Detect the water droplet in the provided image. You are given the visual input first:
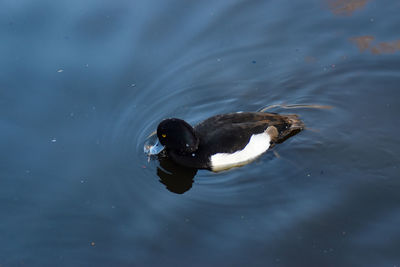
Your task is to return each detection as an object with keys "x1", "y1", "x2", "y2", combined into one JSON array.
[
  {"x1": 192, "y1": 153, "x2": 195, "y2": 157},
  {"x1": 51, "y1": 138, "x2": 57, "y2": 143},
  {"x1": 57, "y1": 69, "x2": 64, "y2": 73}
]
